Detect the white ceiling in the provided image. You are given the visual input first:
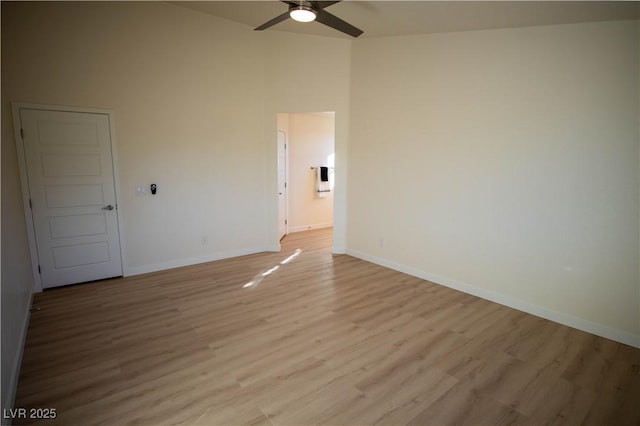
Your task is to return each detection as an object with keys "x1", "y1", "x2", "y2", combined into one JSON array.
[{"x1": 171, "y1": 1, "x2": 640, "y2": 39}]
